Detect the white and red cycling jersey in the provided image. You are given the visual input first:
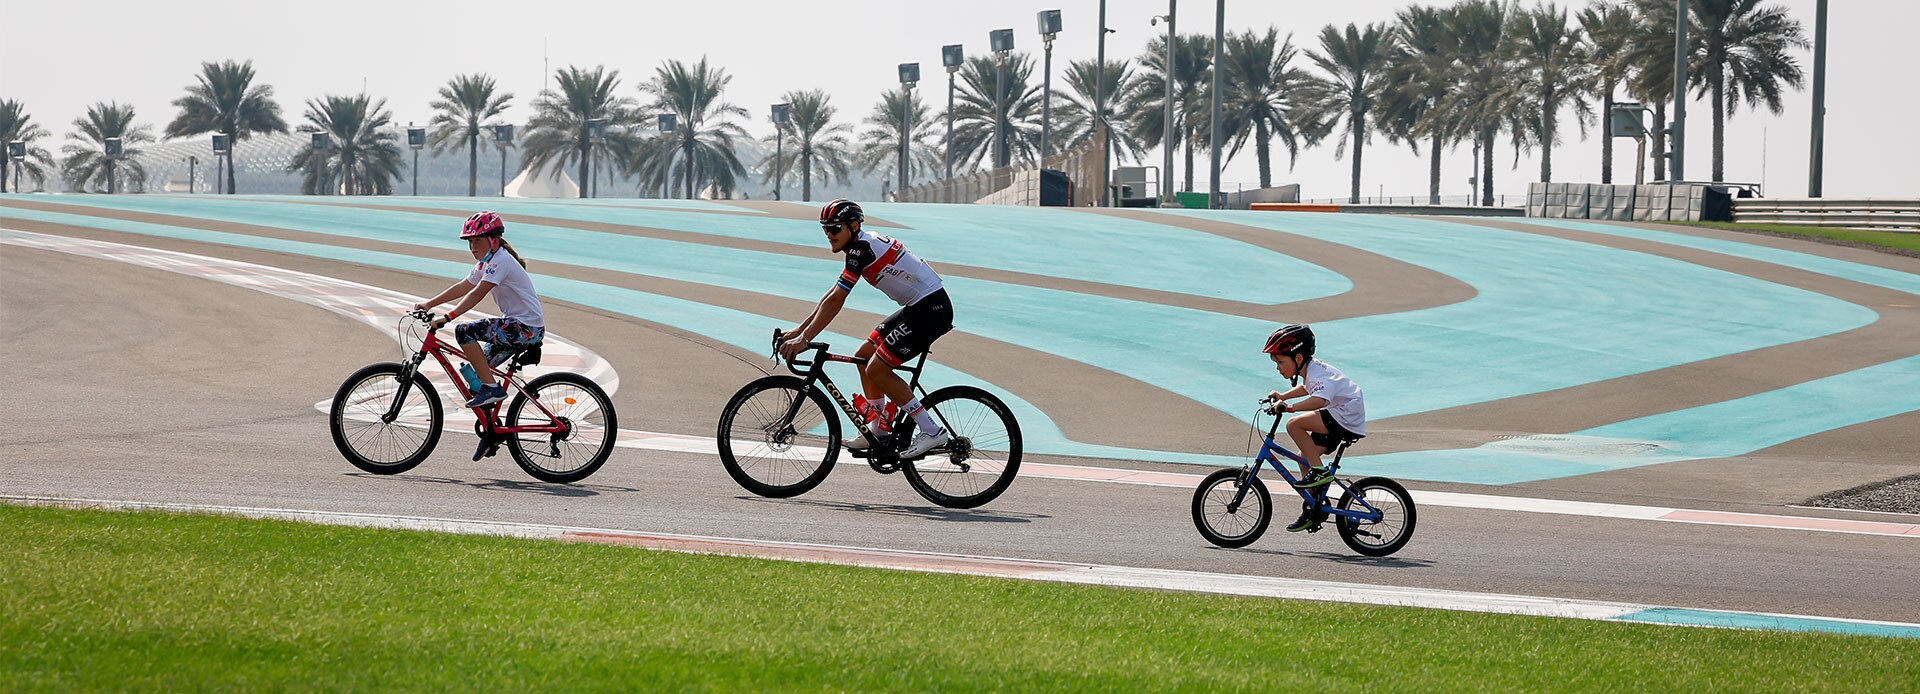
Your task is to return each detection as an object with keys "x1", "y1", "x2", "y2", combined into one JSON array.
[{"x1": 835, "y1": 230, "x2": 944, "y2": 307}]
